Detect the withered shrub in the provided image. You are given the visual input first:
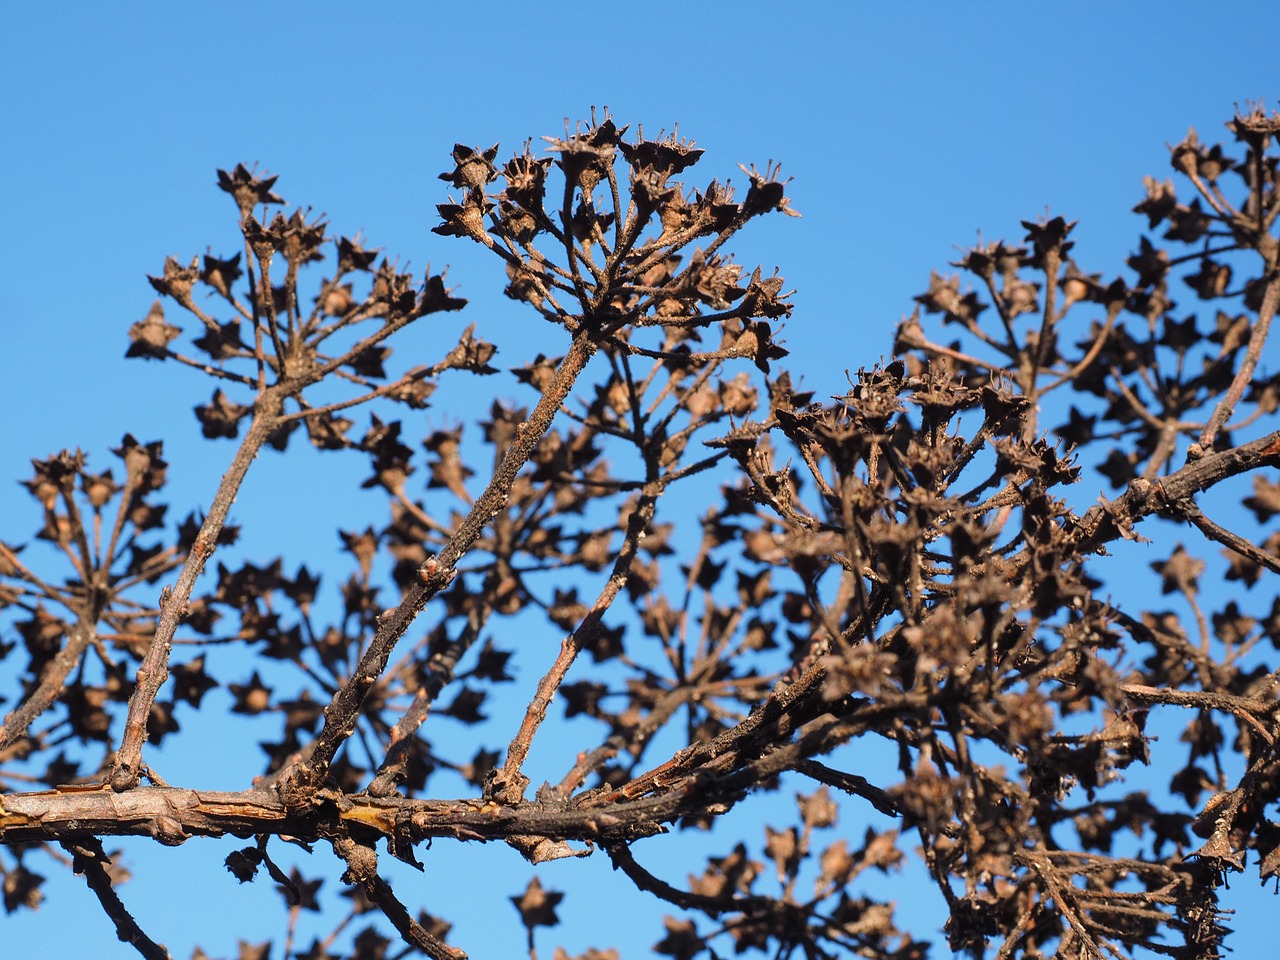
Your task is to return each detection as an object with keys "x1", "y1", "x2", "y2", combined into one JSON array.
[{"x1": 2, "y1": 108, "x2": 1279, "y2": 960}]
